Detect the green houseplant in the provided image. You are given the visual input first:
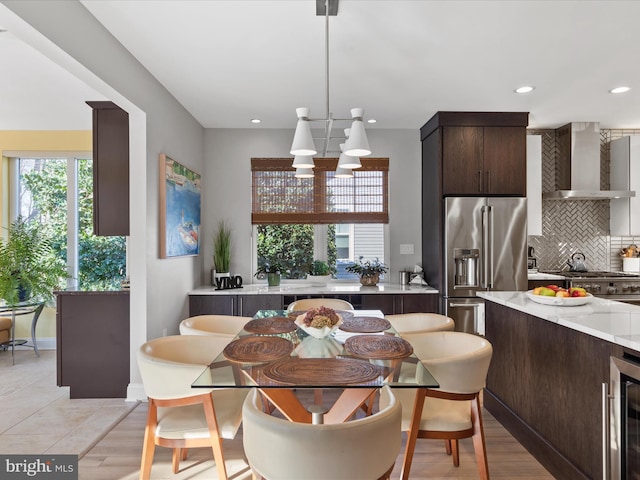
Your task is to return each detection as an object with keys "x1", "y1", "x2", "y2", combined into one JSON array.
[
  {"x1": 255, "y1": 261, "x2": 283, "y2": 287},
  {"x1": 212, "y1": 220, "x2": 232, "y2": 279},
  {"x1": 307, "y1": 260, "x2": 335, "y2": 283},
  {"x1": 0, "y1": 217, "x2": 67, "y2": 305},
  {"x1": 345, "y1": 256, "x2": 388, "y2": 286}
]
